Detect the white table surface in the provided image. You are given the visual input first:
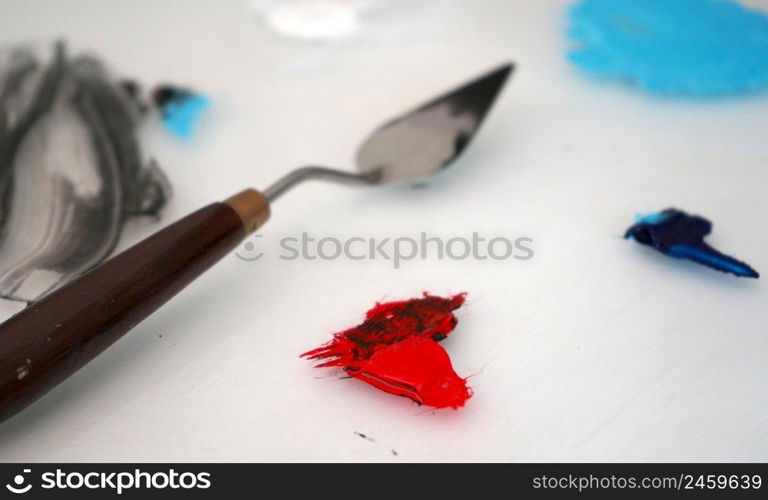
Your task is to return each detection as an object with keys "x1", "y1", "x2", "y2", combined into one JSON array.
[{"x1": 0, "y1": 0, "x2": 766, "y2": 462}]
